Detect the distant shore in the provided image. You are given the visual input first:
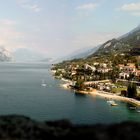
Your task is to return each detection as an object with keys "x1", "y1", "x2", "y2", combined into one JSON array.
[{"x1": 60, "y1": 79, "x2": 140, "y2": 107}]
